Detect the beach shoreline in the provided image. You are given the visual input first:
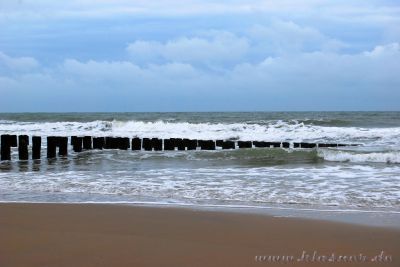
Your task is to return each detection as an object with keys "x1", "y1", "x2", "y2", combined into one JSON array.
[{"x1": 1, "y1": 203, "x2": 399, "y2": 267}]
